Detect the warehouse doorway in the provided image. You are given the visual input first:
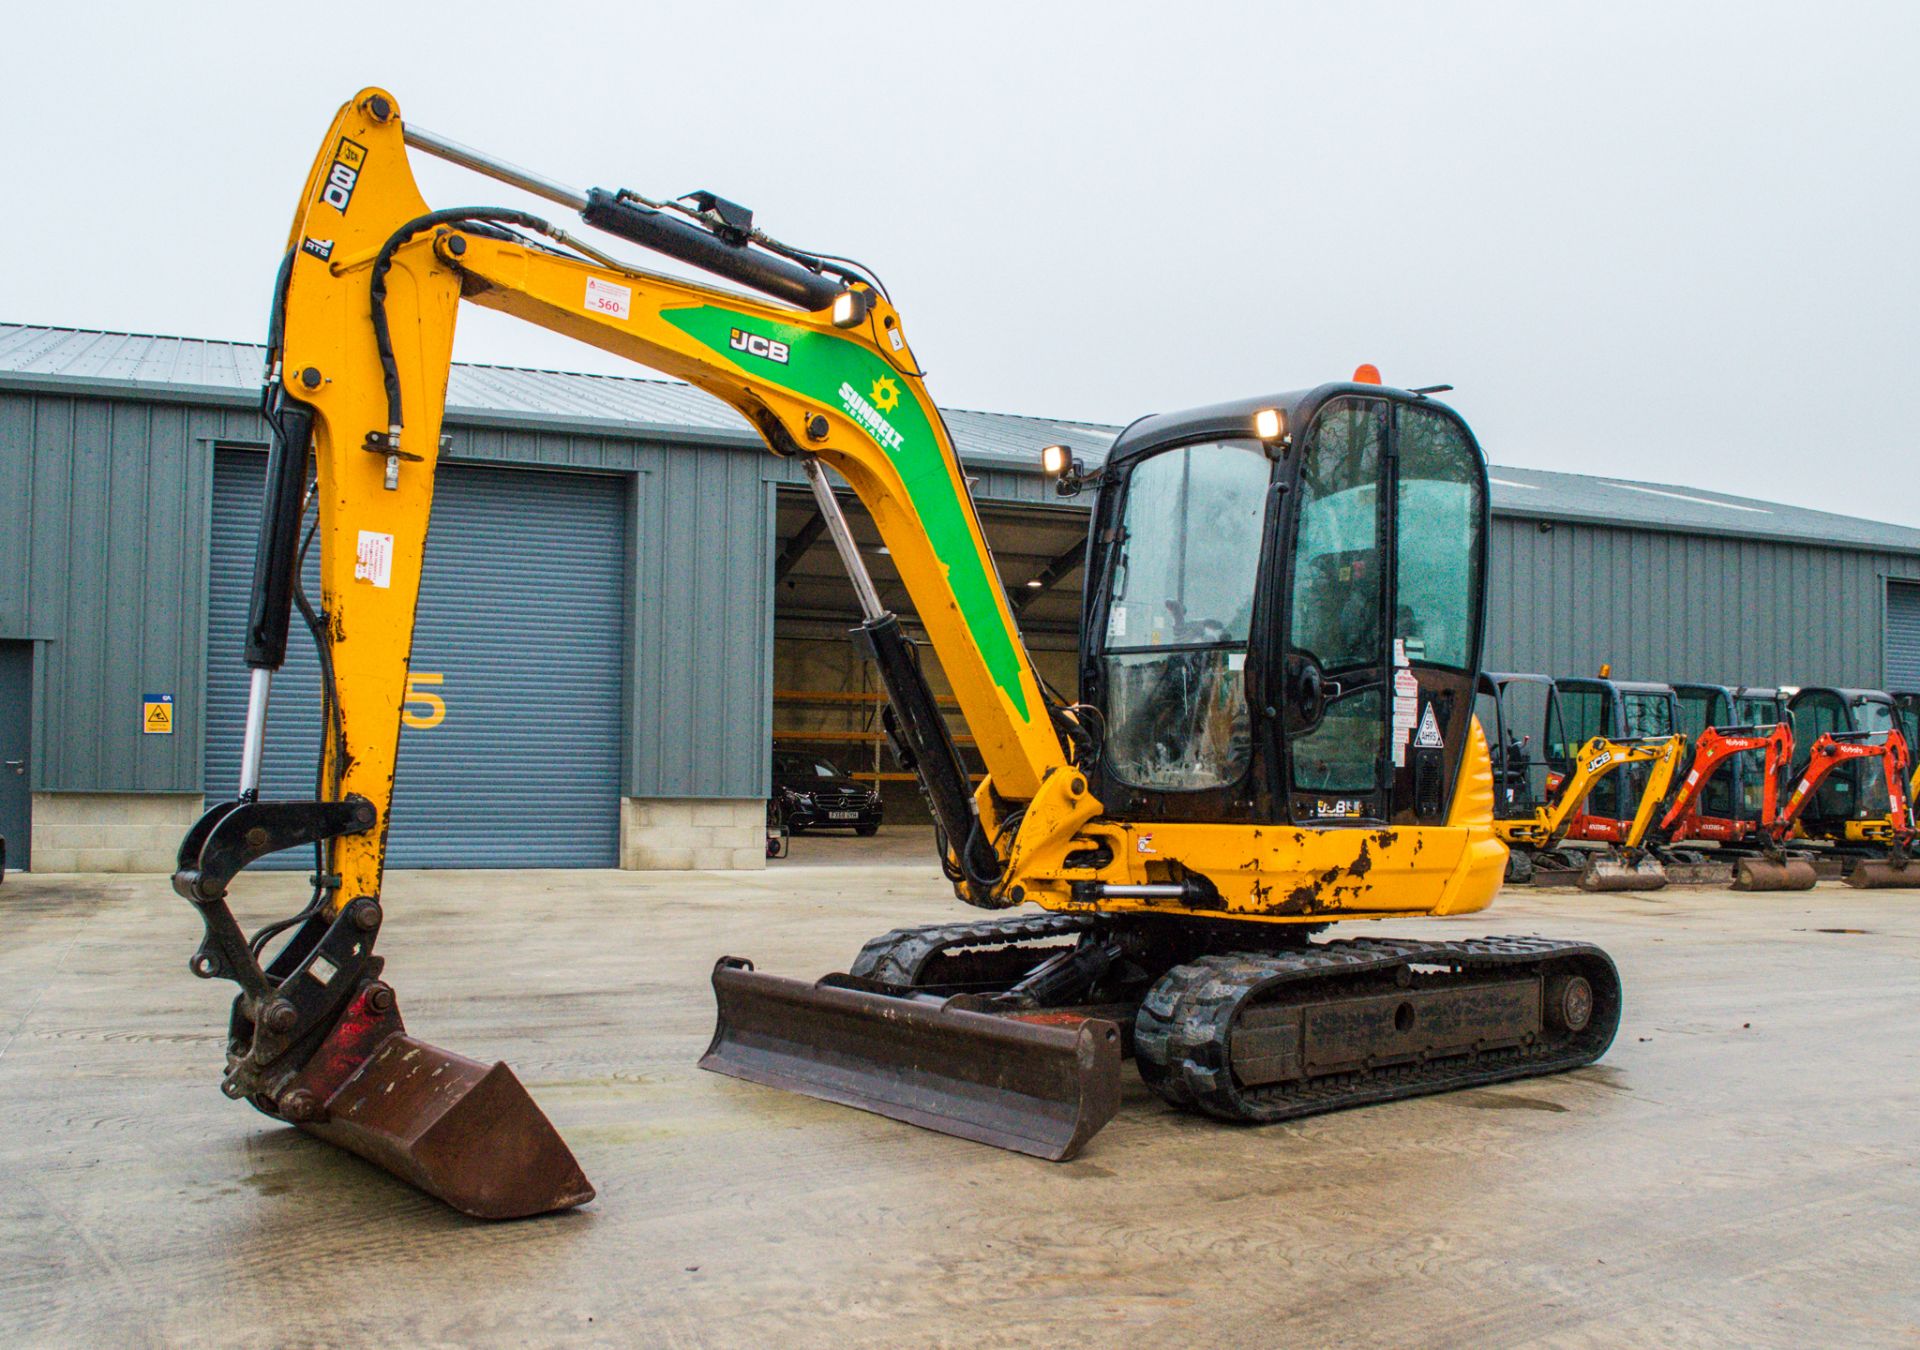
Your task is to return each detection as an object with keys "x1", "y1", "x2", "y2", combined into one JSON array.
[
  {"x1": 767, "y1": 484, "x2": 1088, "y2": 831},
  {"x1": 1889, "y1": 581, "x2": 1920, "y2": 688},
  {"x1": 205, "y1": 449, "x2": 629, "y2": 868},
  {"x1": 0, "y1": 642, "x2": 30, "y2": 871}
]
